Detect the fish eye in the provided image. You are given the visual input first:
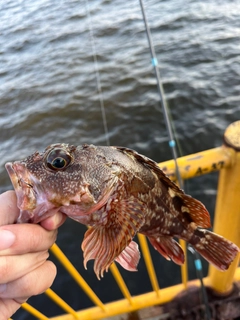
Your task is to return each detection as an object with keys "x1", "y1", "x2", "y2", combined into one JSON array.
[{"x1": 46, "y1": 149, "x2": 72, "y2": 171}]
